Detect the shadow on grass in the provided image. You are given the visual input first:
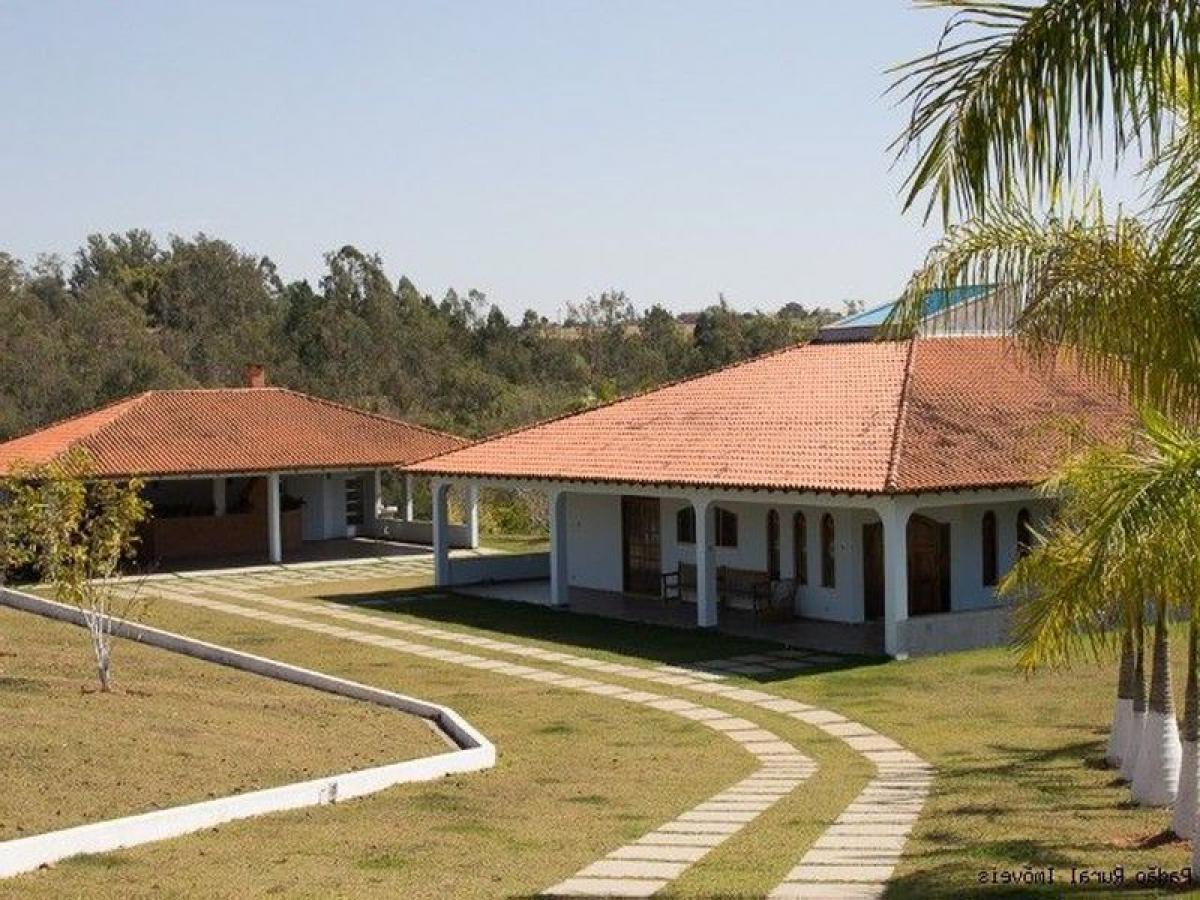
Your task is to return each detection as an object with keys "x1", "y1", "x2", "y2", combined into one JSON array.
[
  {"x1": 313, "y1": 586, "x2": 887, "y2": 675},
  {"x1": 889, "y1": 736, "x2": 1195, "y2": 898}
]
